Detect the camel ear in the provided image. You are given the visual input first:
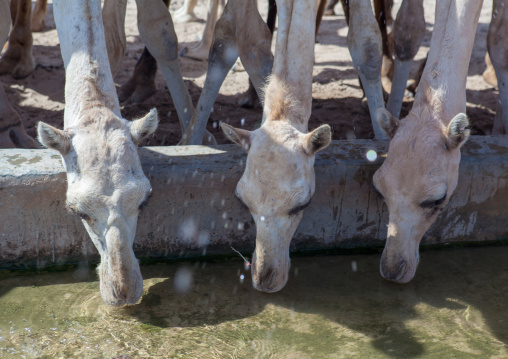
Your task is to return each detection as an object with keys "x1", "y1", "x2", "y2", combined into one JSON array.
[
  {"x1": 304, "y1": 124, "x2": 332, "y2": 155},
  {"x1": 377, "y1": 108, "x2": 400, "y2": 139},
  {"x1": 446, "y1": 113, "x2": 470, "y2": 150},
  {"x1": 37, "y1": 122, "x2": 71, "y2": 155},
  {"x1": 221, "y1": 123, "x2": 252, "y2": 152},
  {"x1": 129, "y1": 108, "x2": 159, "y2": 144}
]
